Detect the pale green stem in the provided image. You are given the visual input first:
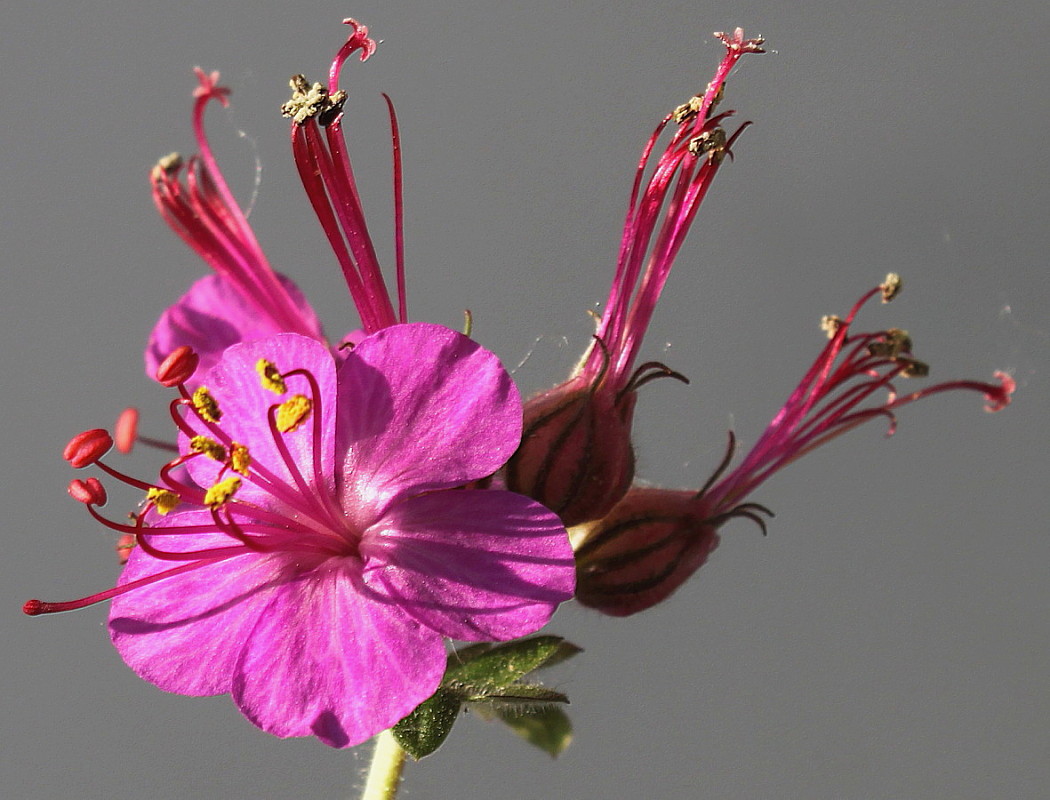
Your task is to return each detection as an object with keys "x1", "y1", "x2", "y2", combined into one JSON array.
[{"x1": 360, "y1": 730, "x2": 407, "y2": 800}]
